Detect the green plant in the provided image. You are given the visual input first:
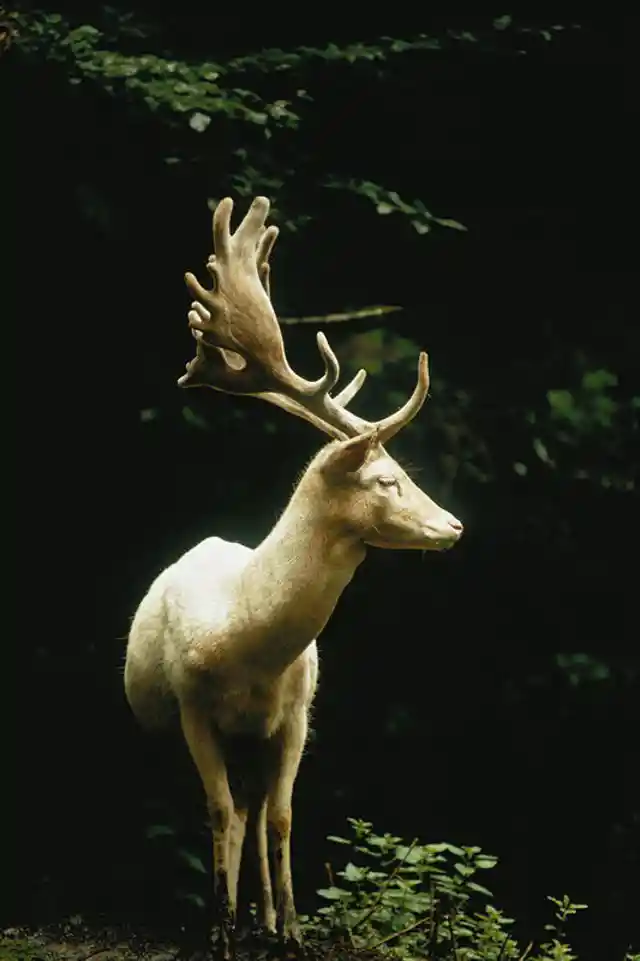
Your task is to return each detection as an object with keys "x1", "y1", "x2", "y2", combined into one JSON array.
[
  {"x1": 145, "y1": 813, "x2": 209, "y2": 910},
  {"x1": 302, "y1": 818, "x2": 634, "y2": 960},
  {"x1": 0, "y1": 938, "x2": 54, "y2": 961},
  {"x1": 531, "y1": 894, "x2": 588, "y2": 961},
  {"x1": 304, "y1": 818, "x2": 518, "y2": 958},
  {"x1": 10, "y1": 9, "x2": 579, "y2": 240}
]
